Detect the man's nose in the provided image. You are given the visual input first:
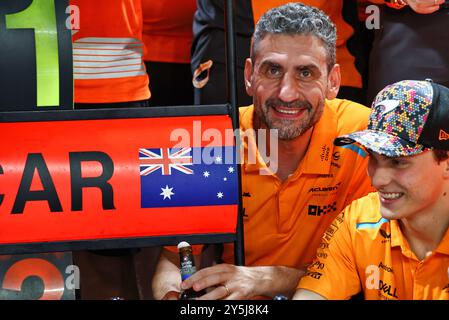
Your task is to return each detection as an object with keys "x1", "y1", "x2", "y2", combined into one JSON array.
[
  {"x1": 278, "y1": 75, "x2": 300, "y2": 103},
  {"x1": 369, "y1": 165, "x2": 392, "y2": 190}
]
